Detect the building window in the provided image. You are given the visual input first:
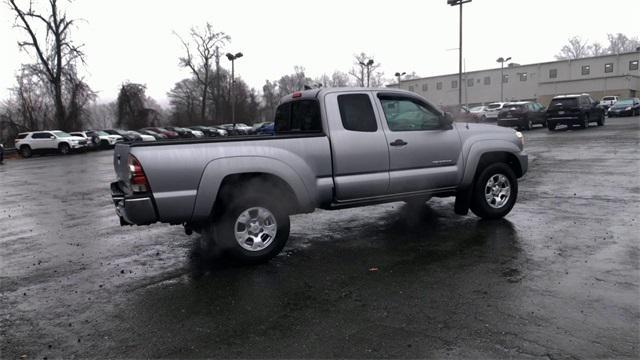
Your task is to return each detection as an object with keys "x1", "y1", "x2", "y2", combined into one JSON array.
[
  {"x1": 467, "y1": 78, "x2": 474, "y2": 87},
  {"x1": 630, "y1": 60, "x2": 639, "y2": 71},
  {"x1": 451, "y1": 80, "x2": 458, "y2": 88},
  {"x1": 503, "y1": 74, "x2": 509, "y2": 83},
  {"x1": 422, "y1": 83, "x2": 428, "y2": 91},
  {"x1": 484, "y1": 76, "x2": 491, "y2": 85},
  {"x1": 581, "y1": 65, "x2": 590, "y2": 75},
  {"x1": 519, "y1": 73, "x2": 527, "y2": 81},
  {"x1": 408, "y1": 85, "x2": 414, "y2": 92},
  {"x1": 604, "y1": 63, "x2": 613, "y2": 73},
  {"x1": 549, "y1": 69, "x2": 557, "y2": 78},
  {"x1": 436, "y1": 82, "x2": 442, "y2": 90}
]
